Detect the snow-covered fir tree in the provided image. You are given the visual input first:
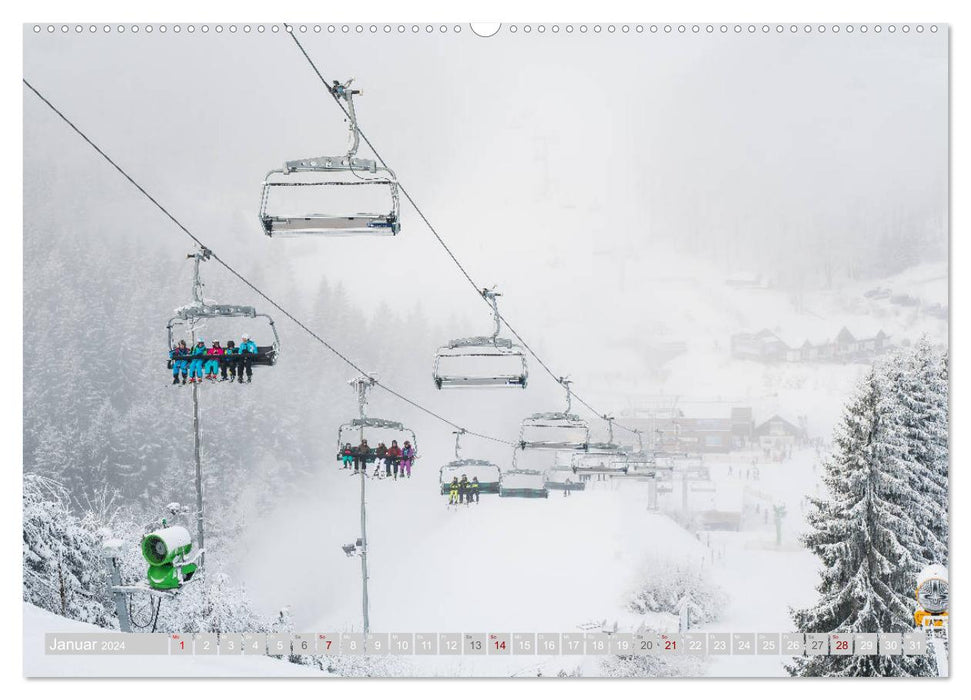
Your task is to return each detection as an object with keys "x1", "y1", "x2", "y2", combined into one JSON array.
[
  {"x1": 876, "y1": 339, "x2": 948, "y2": 566},
  {"x1": 789, "y1": 365, "x2": 940, "y2": 676}
]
